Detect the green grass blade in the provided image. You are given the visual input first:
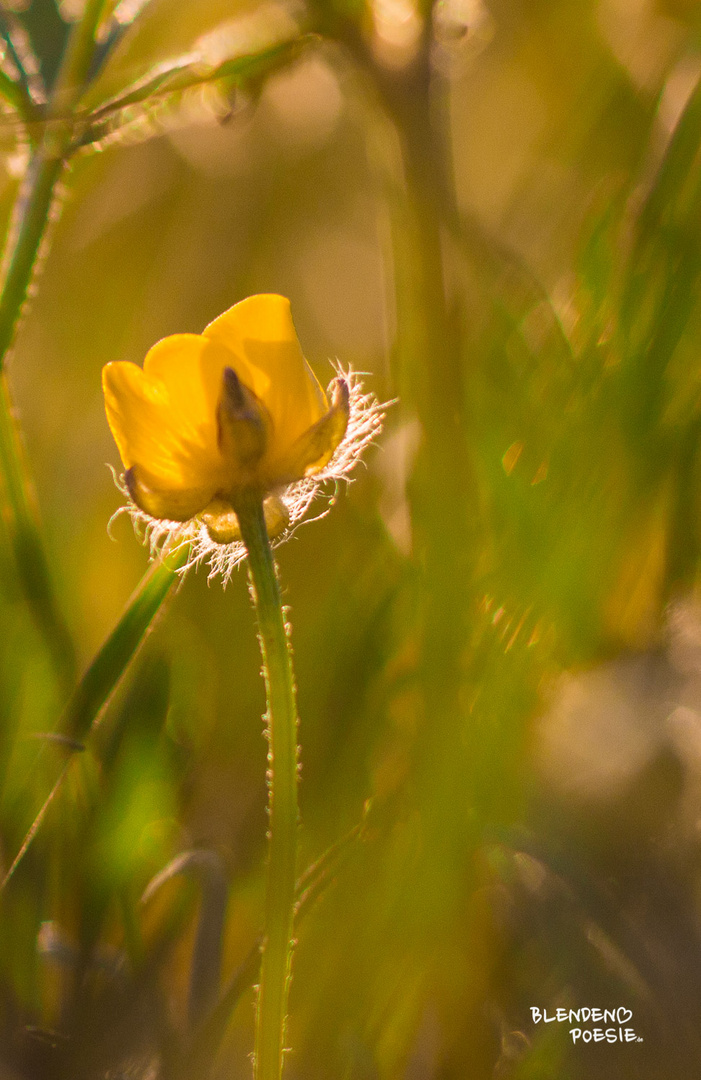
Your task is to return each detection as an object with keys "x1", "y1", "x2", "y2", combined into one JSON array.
[
  {"x1": 0, "y1": 544, "x2": 189, "y2": 892},
  {"x1": 62, "y1": 543, "x2": 190, "y2": 742},
  {"x1": 618, "y1": 76, "x2": 701, "y2": 442},
  {"x1": 142, "y1": 849, "x2": 228, "y2": 1029}
]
